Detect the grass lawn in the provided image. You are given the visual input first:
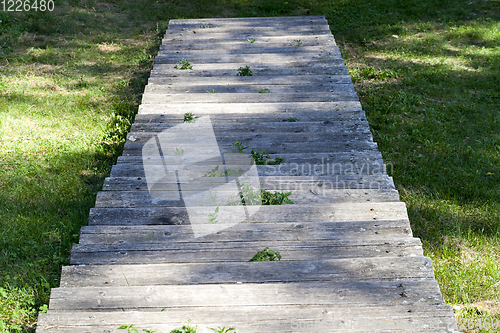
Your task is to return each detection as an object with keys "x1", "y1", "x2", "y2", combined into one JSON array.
[{"x1": 1, "y1": 0, "x2": 499, "y2": 332}]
